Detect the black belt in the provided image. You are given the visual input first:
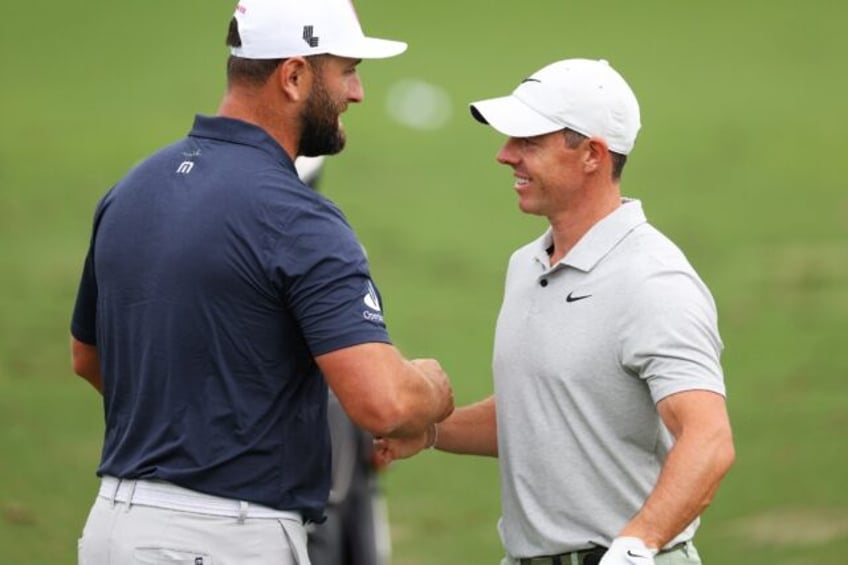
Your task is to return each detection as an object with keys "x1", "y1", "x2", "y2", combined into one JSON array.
[
  {"x1": 518, "y1": 541, "x2": 687, "y2": 565},
  {"x1": 518, "y1": 546, "x2": 606, "y2": 565}
]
